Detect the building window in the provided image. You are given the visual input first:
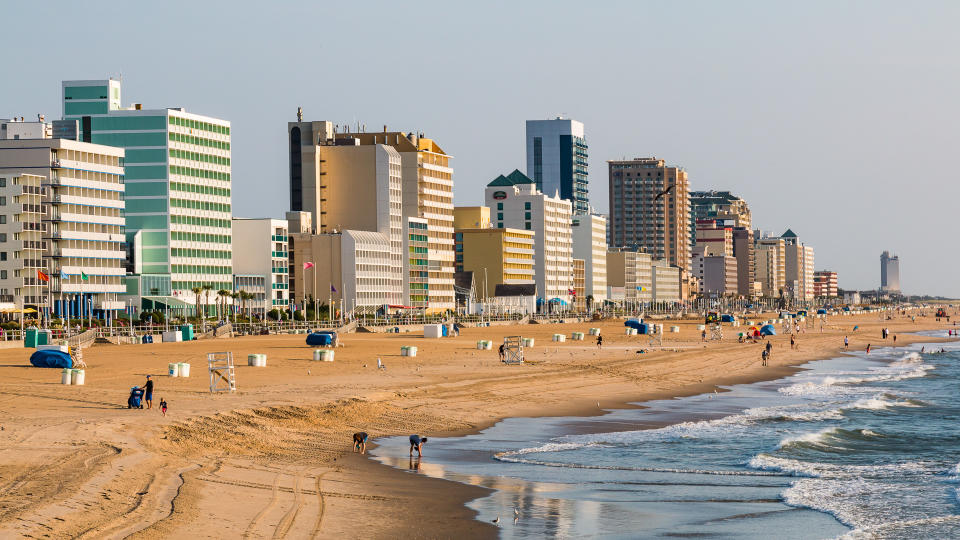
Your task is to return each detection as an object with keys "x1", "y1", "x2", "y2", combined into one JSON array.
[
  {"x1": 0, "y1": 252, "x2": 6, "y2": 261},
  {"x1": 533, "y1": 137, "x2": 543, "y2": 186},
  {"x1": 0, "y1": 234, "x2": 5, "y2": 242},
  {"x1": 0, "y1": 216, "x2": 6, "y2": 225},
  {"x1": 497, "y1": 212, "x2": 503, "y2": 221},
  {"x1": 497, "y1": 202, "x2": 503, "y2": 210},
  {"x1": 524, "y1": 202, "x2": 531, "y2": 210},
  {"x1": 498, "y1": 222, "x2": 503, "y2": 228},
  {"x1": 525, "y1": 212, "x2": 531, "y2": 220},
  {"x1": 525, "y1": 222, "x2": 531, "y2": 230},
  {"x1": 0, "y1": 270, "x2": 5, "y2": 279},
  {"x1": 0, "y1": 178, "x2": 5, "y2": 187}
]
